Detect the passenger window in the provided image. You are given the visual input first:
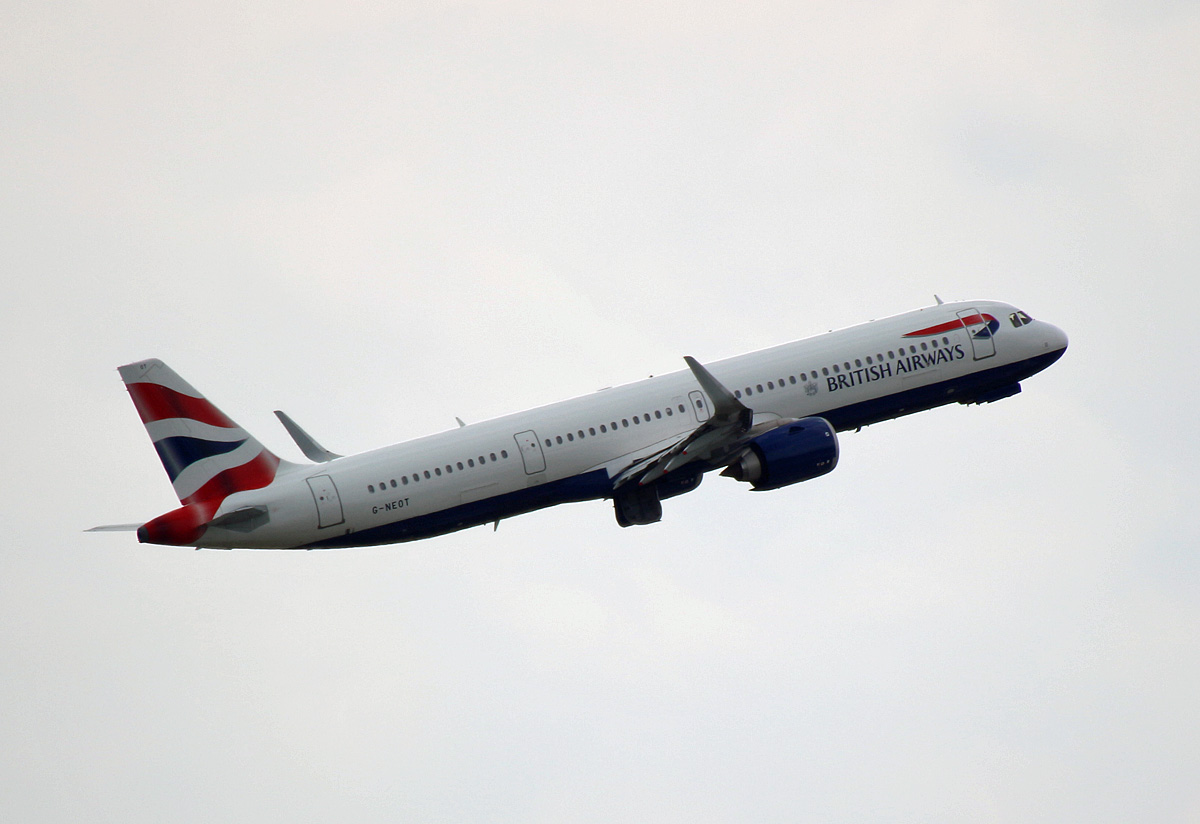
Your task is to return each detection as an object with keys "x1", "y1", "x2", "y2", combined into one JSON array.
[
  {"x1": 789, "y1": 376, "x2": 797, "y2": 384},
  {"x1": 745, "y1": 387, "x2": 753, "y2": 396},
  {"x1": 866, "y1": 356, "x2": 873, "y2": 365},
  {"x1": 402, "y1": 476, "x2": 409, "y2": 485},
  {"x1": 589, "y1": 427, "x2": 596, "y2": 436},
  {"x1": 446, "y1": 465, "x2": 453, "y2": 474},
  {"x1": 544, "y1": 439, "x2": 551, "y2": 447},
  {"x1": 600, "y1": 424, "x2": 607, "y2": 433},
  {"x1": 677, "y1": 404, "x2": 685, "y2": 413},
  {"x1": 622, "y1": 419, "x2": 629, "y2": 427},
  {"x1": 855, "y1": 359, "x2": 862, "y2": 367},
  {"x1": 578, "y1": 430, "x2": 585, "y2": 439},
  {"x1": 435, "y1": 468, "x2": 442, "y2": 477},
  {"x1": 391, "y1": 480, "x2": 398, "y2": 488},
  {"x1": 822, "y1": 367, "x2": 829, "y2": 376},
  {"x1": 843, "y1": 362, "x2": 850, "y2": 370},
  {"x1": 735, "y1": 390, "x2": 742, "y2": 398},
  {"x1": 567, "y1": 433, "x2": 574, "y2": 441},
  {"x1": 500, "y1": 450, "x2": 508, "y2": 458},
  {"x1": 920, "y1": 342, "x2": 928, "y2": 351},
  {"x1": 456, "y1": 462, "x2": 463, "y2": 470},
  {"x1": 368, "y1": 484, "x2": 375, "y2": 493},
  {"x1": 666, "y1": 407, "x2": 673, "y2": 416},
  {"x1": 832, "y1": 365, "x2": 839, "y2": 374},
  {"x1": 942, "y1": 337, "x2": 949, "y2": 345},
  {"x1": 556, "y1": 435, "x2": 563, "y2": 444},
  {"x1": 757, "y1": 384, "x2": 764, "y2": 392},
  {"x1": 424, "y1": 471, "x2": 431, "y2": 479},
  {"x1": 655, "y1": 410, "x2": 662, "y2": 419},
  {"x1": 490, "y1": 453, "x2": 497, "y2": 461},
  {"x1": 633, "y1": 416, "x2": 640, "y2": 425},
  {"x1": 767, "y1": 381, "x2": 774, "y2": 390},
  {"x1": 888, "y1": 351, "x2": 895, "y2": 358},
  {"x1": 479, "y1": 456, "x2": 486, "y2": 464},
  {"x1": 931, "y1": 339, "x2": 938, "y2": 348}
]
